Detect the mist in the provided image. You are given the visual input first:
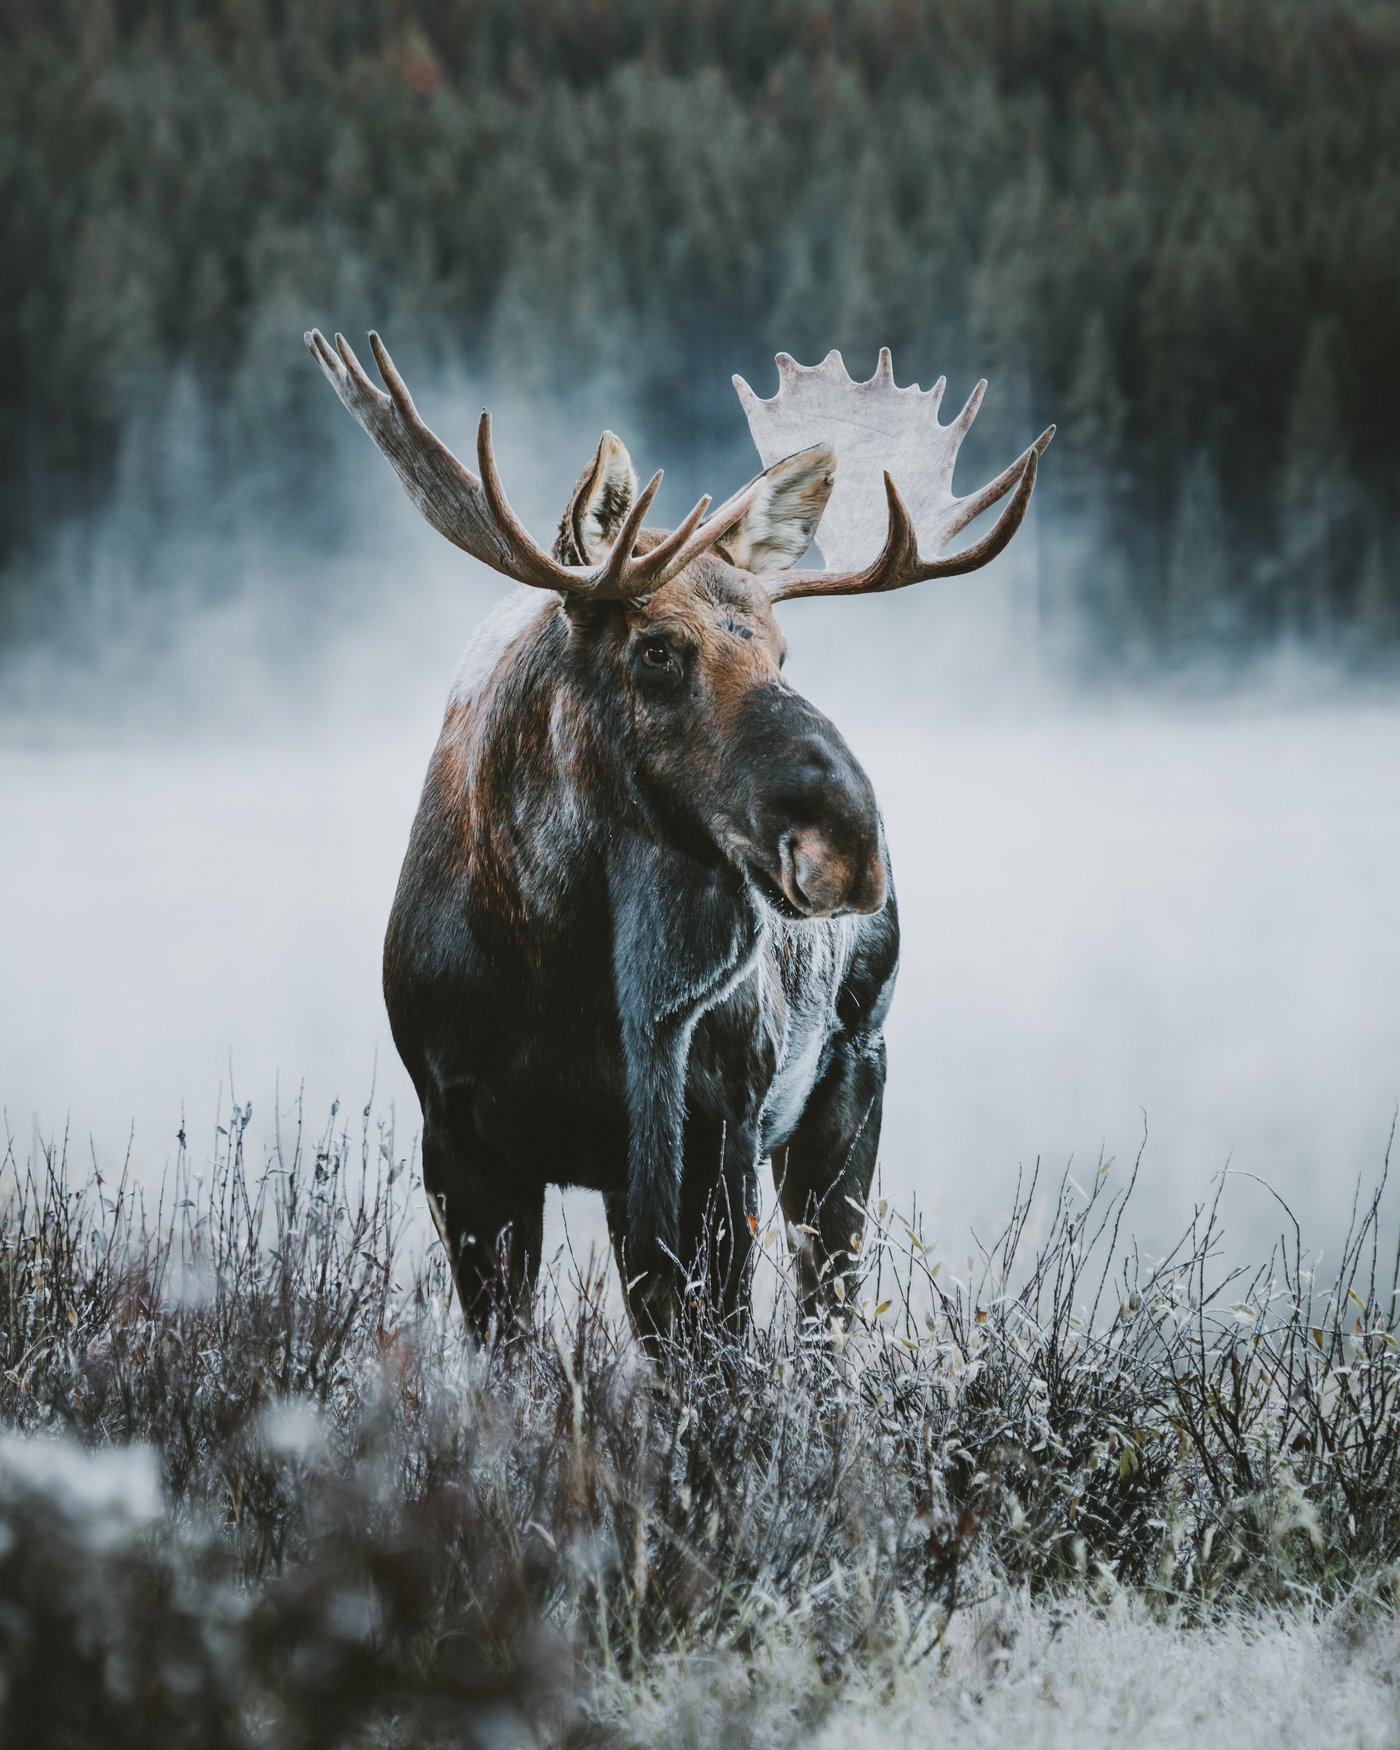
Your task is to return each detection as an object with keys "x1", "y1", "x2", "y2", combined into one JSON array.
[{"x1": 3, "y1": 369, "x2": 1397, "y2": 1272}]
